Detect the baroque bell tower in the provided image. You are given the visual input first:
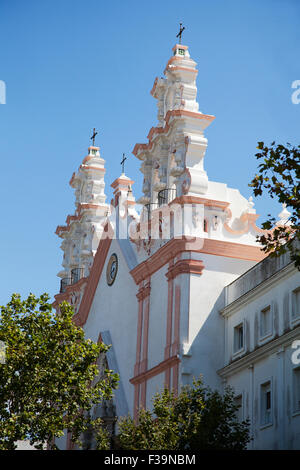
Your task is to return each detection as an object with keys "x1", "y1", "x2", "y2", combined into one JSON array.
[
  {"x1": 133, "y1": 41, "x2": 215, "y2": 216},
  {"x1": 54, "y1": 138, "x2": 109, "y2": 310}
]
